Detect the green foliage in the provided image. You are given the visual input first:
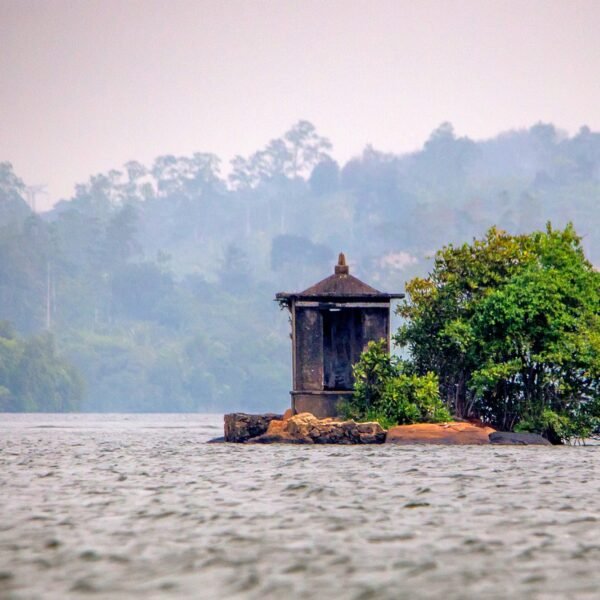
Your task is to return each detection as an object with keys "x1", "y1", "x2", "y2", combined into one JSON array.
[
  {"x1": 2, "y1": 121, "x2": 600, "y2": 414},
  {"x1": 346, "y1": 340, "x2": 451, "y2": 427},
  {"x1": 397, "y1": 224, "x2": 600, "y2": 442},
  {"x1": 515, "y1": 409, "x2": 576, "y2": 445},
  {"x1": 0, "y1": 323, "x2": 84, "y2": 411},
  {"x1": 349, "y1": 340, "x2": 399, "y2": 417},
  {"x1": 111, "y1": 262, "x2": 174, "y2": 321},
  {"x1": 516, "y1": 400, "x2": 600, "y2": 444},
  {"x1": 380, "y1": 373, "x2": 452, "y2": 425},
  {"x1": 0, "y1": 162, "x2": 30, "y2": 224}
]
